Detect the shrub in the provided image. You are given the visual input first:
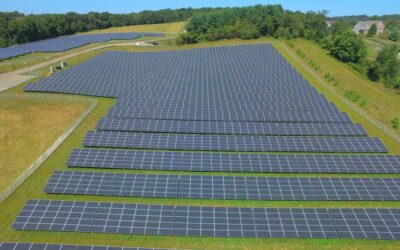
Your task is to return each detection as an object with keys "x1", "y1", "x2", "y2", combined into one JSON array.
[
  {"x1": 392, "y1": 118, "x2": 400, "y2": 129},
  {"x1": 176, "y1": 33, "x2": 198, "y2": 45},
  {"x1": 359, "y1": 99, "x2": 368, "y2": 107}
]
